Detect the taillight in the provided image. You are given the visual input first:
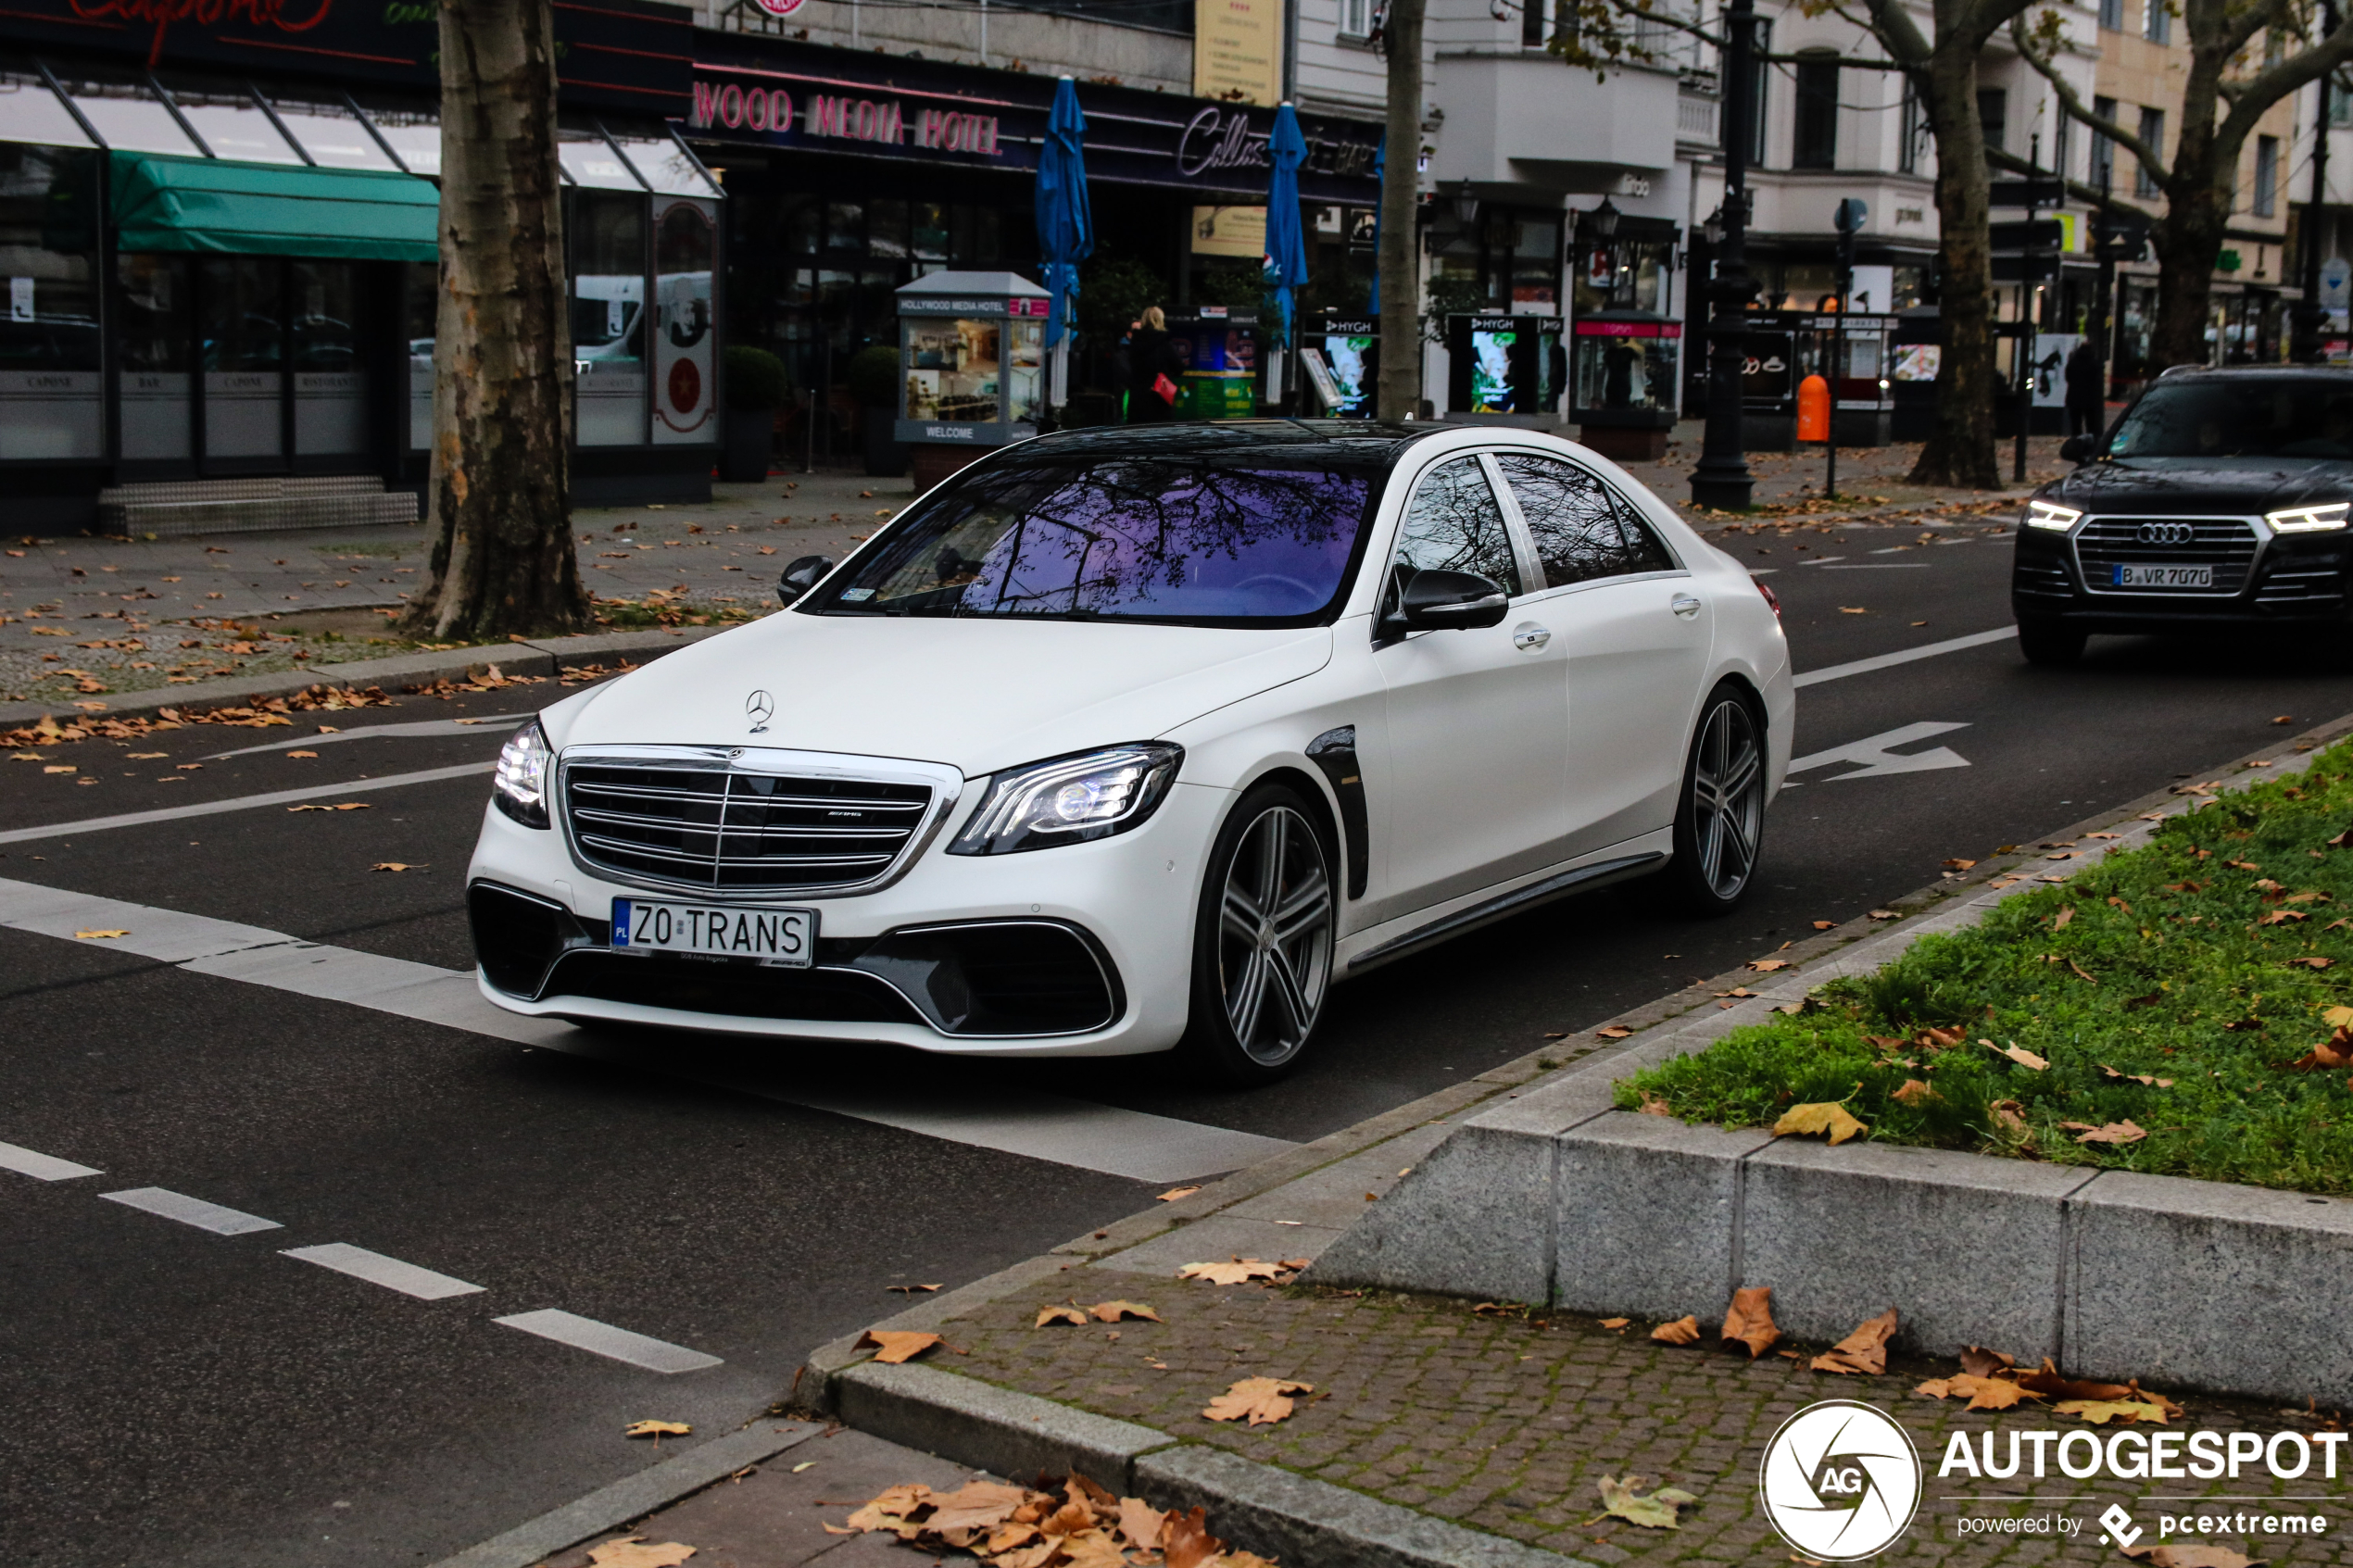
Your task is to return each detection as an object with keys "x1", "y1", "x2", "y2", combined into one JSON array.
[{"x1": 1755, "y1": 578, "x2": 1780, "y2": 619}]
